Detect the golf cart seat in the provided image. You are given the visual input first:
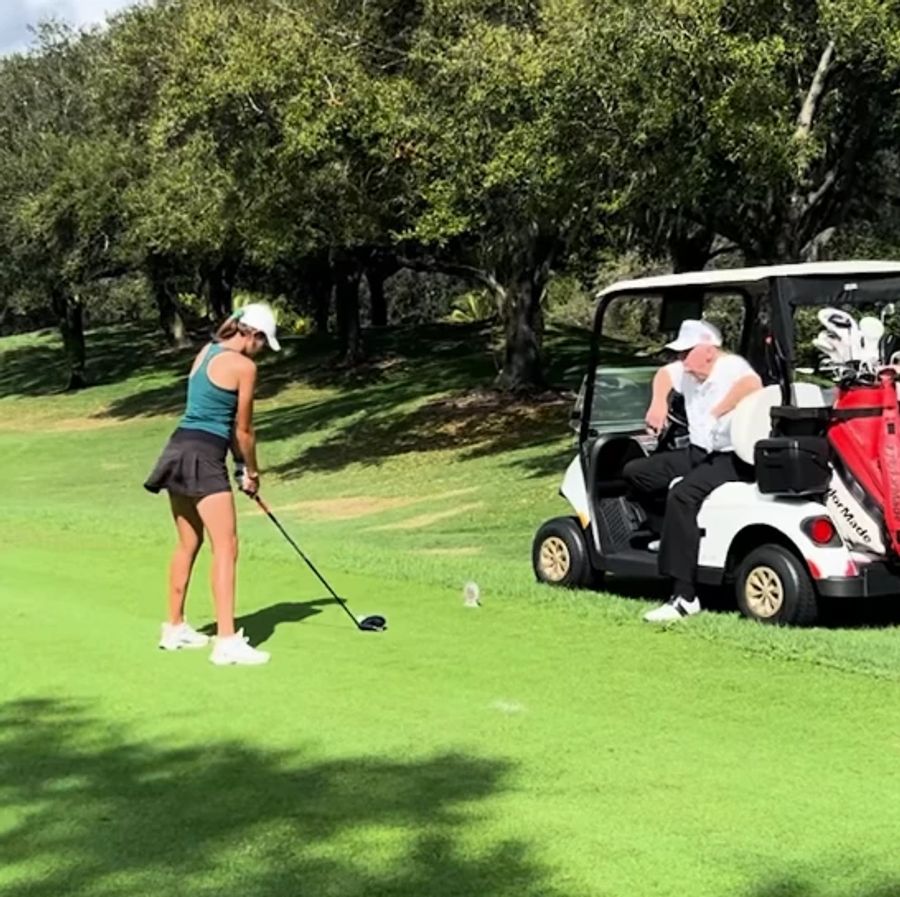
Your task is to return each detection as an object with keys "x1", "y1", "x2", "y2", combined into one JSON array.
[
  {"x1": 589, "y1": 434, "x2": 647, "y2": 498},
  {"x1": 731, "y1": 383, "x2": 827, "y2": 466}
]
